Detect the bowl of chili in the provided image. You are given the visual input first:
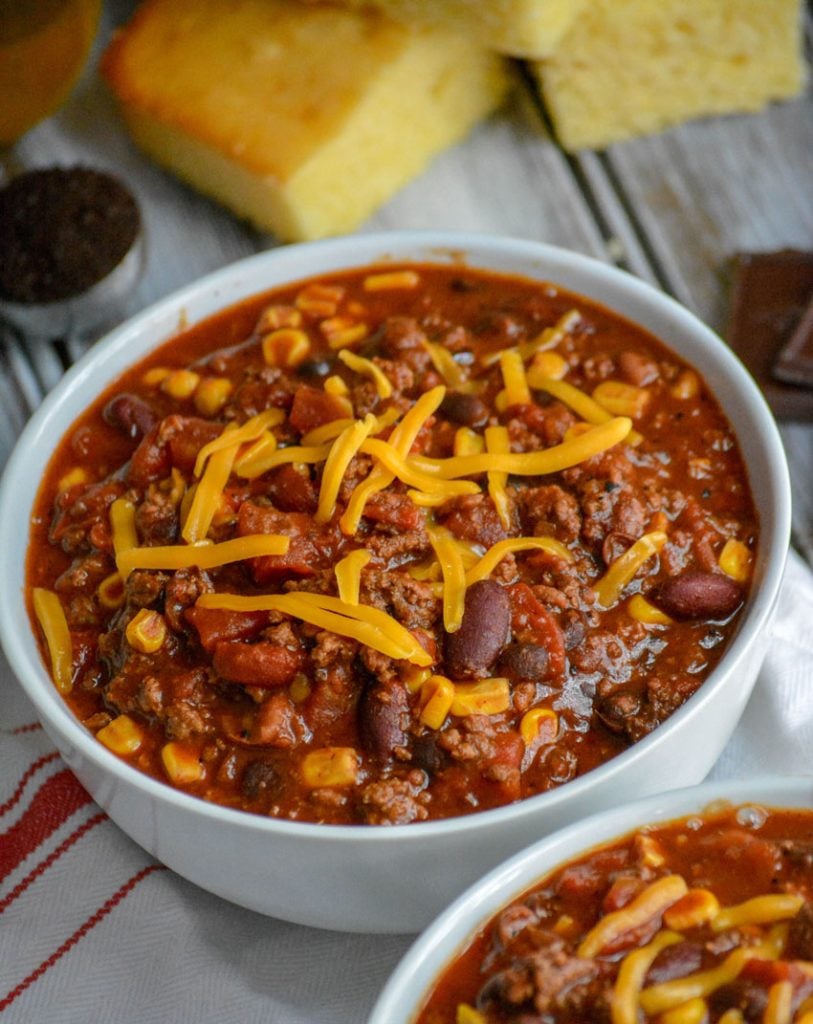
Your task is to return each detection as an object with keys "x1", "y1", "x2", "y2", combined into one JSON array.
[
  {"x1": 369, "y1": 775, "x2": 813, "y2": 1023},
  {"x1": 0, "y1": 232, "x2": 791, "y2": 931}
]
